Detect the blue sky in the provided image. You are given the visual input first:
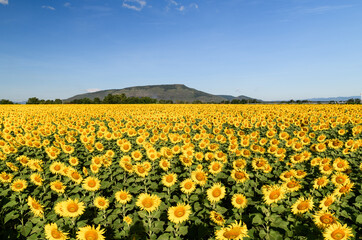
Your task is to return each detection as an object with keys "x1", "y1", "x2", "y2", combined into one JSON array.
[{"x1": 0, "y1": 0, "x2": 361, "y2": 101}]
